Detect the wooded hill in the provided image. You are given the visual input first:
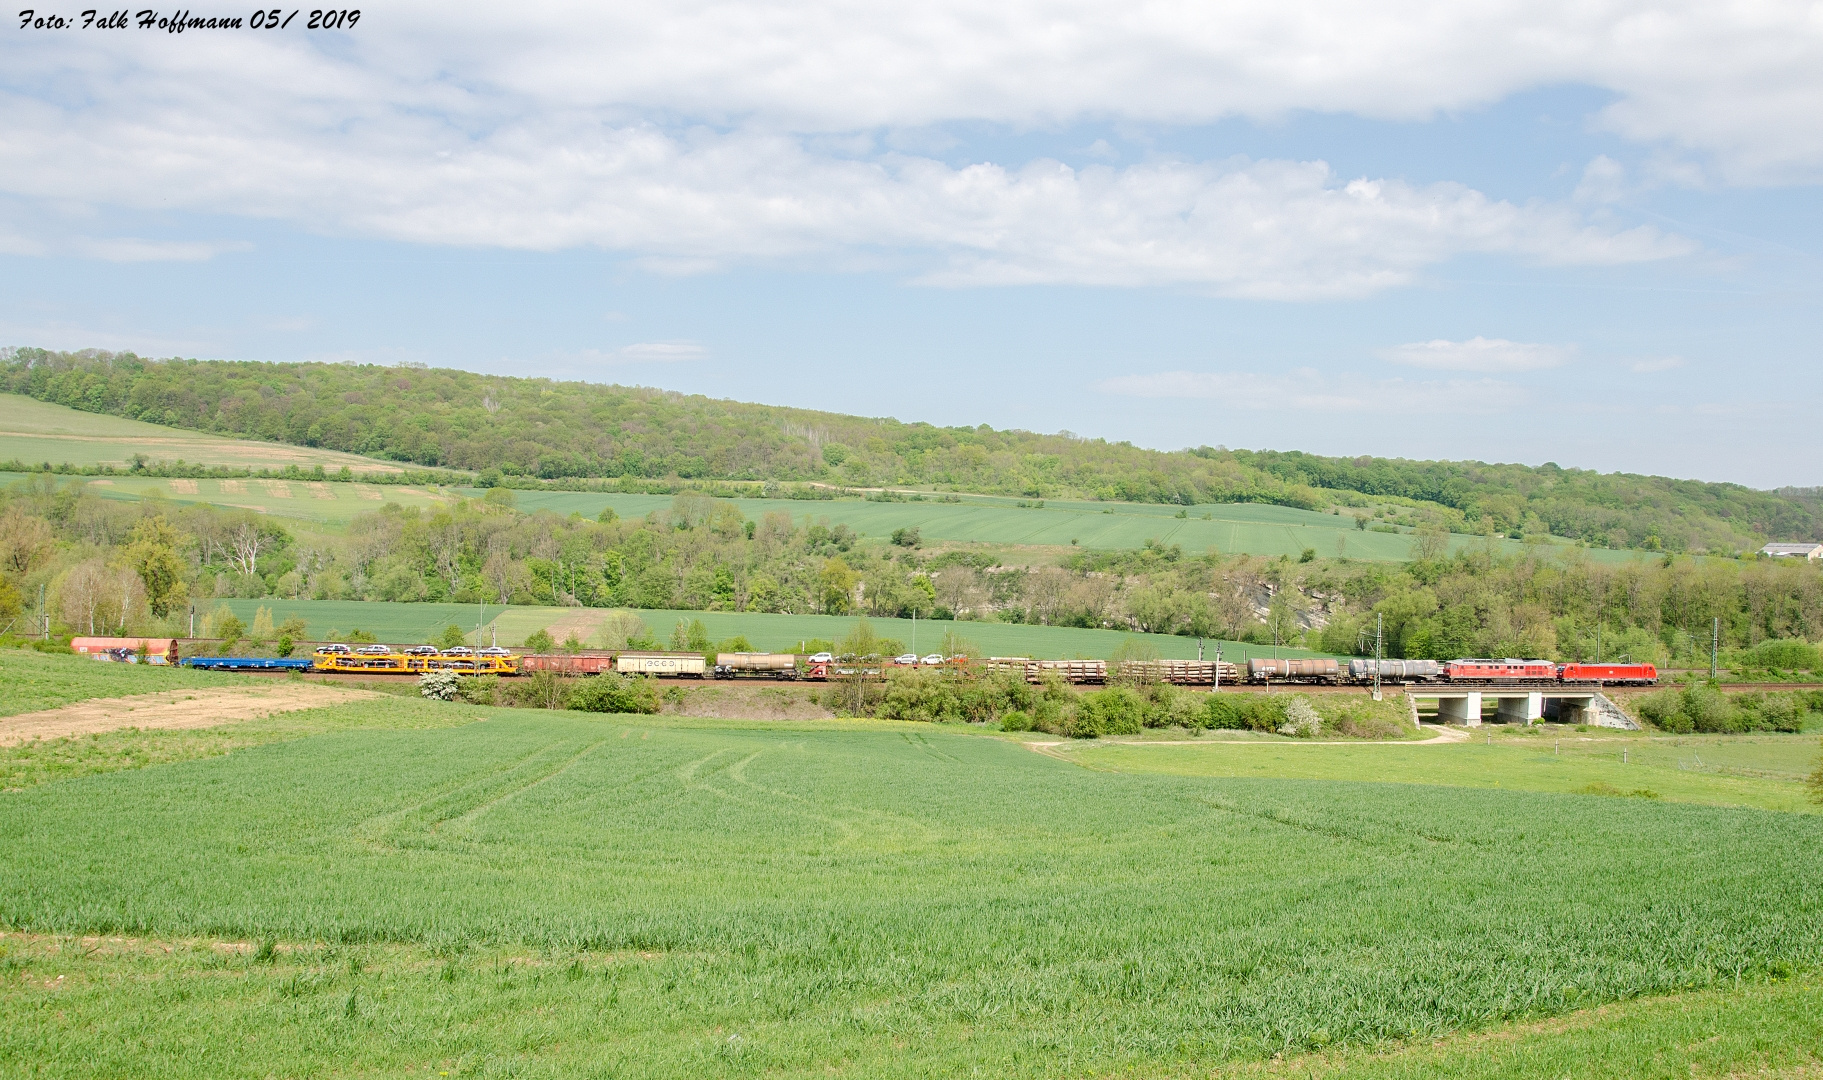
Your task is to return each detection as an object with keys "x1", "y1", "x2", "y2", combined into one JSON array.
[{"x1": 5, "y1": 346, "x2": 1817, "y2": 555}]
